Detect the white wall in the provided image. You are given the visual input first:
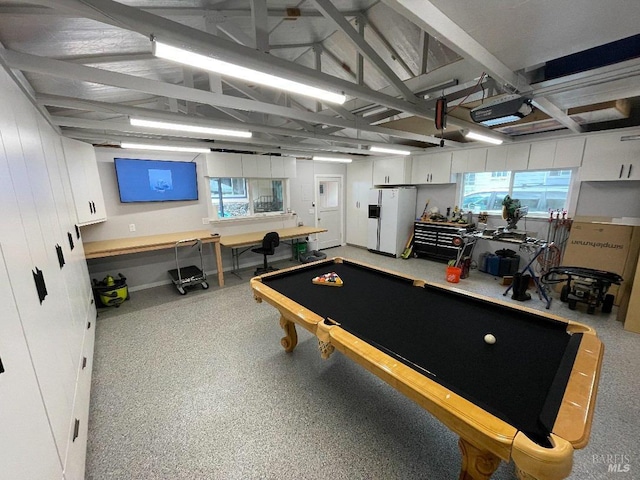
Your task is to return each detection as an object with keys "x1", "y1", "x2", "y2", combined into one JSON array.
[{"x1": 84, "y1": 150, "x2": 346, "y2": 290}]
